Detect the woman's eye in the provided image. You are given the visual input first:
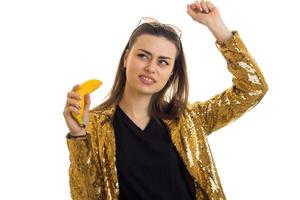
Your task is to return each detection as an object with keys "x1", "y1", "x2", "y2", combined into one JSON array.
[
  {"x1": 160, "y1": 60, "x2": 169, "y2": 65},
  {"x1": 138, "y1": 54, "x2": 147, "y2": 59},
  {"x1": 138, "y1": 54, "x2": 168, "y2": 65}
]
